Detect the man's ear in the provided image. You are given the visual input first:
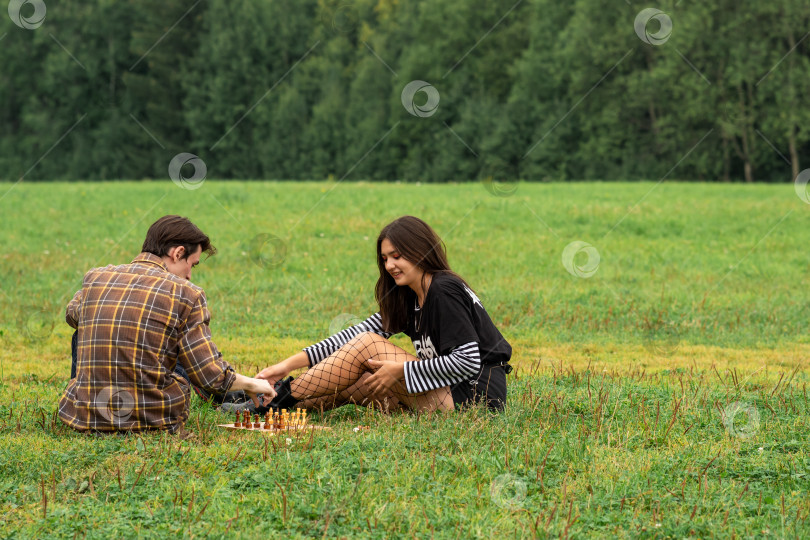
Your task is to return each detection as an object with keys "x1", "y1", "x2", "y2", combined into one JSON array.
[{"x1": 168, "y1": 246, "x2": 185, "y2": 262}]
